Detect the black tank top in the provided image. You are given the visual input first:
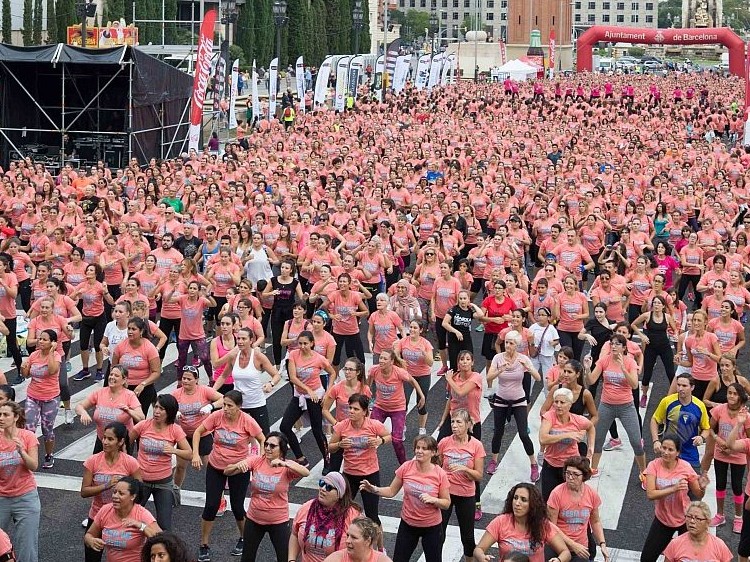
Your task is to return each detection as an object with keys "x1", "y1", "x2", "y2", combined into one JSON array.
[
  {"x1": 645, "y1": 312, "x2": 669, "y2": 346},
  {"x1": 556, "y1": 384, "x2": 587, "y2": 416},
  {"x1": 712, "y1": 373, "x2": 738, "y2": 406}
]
